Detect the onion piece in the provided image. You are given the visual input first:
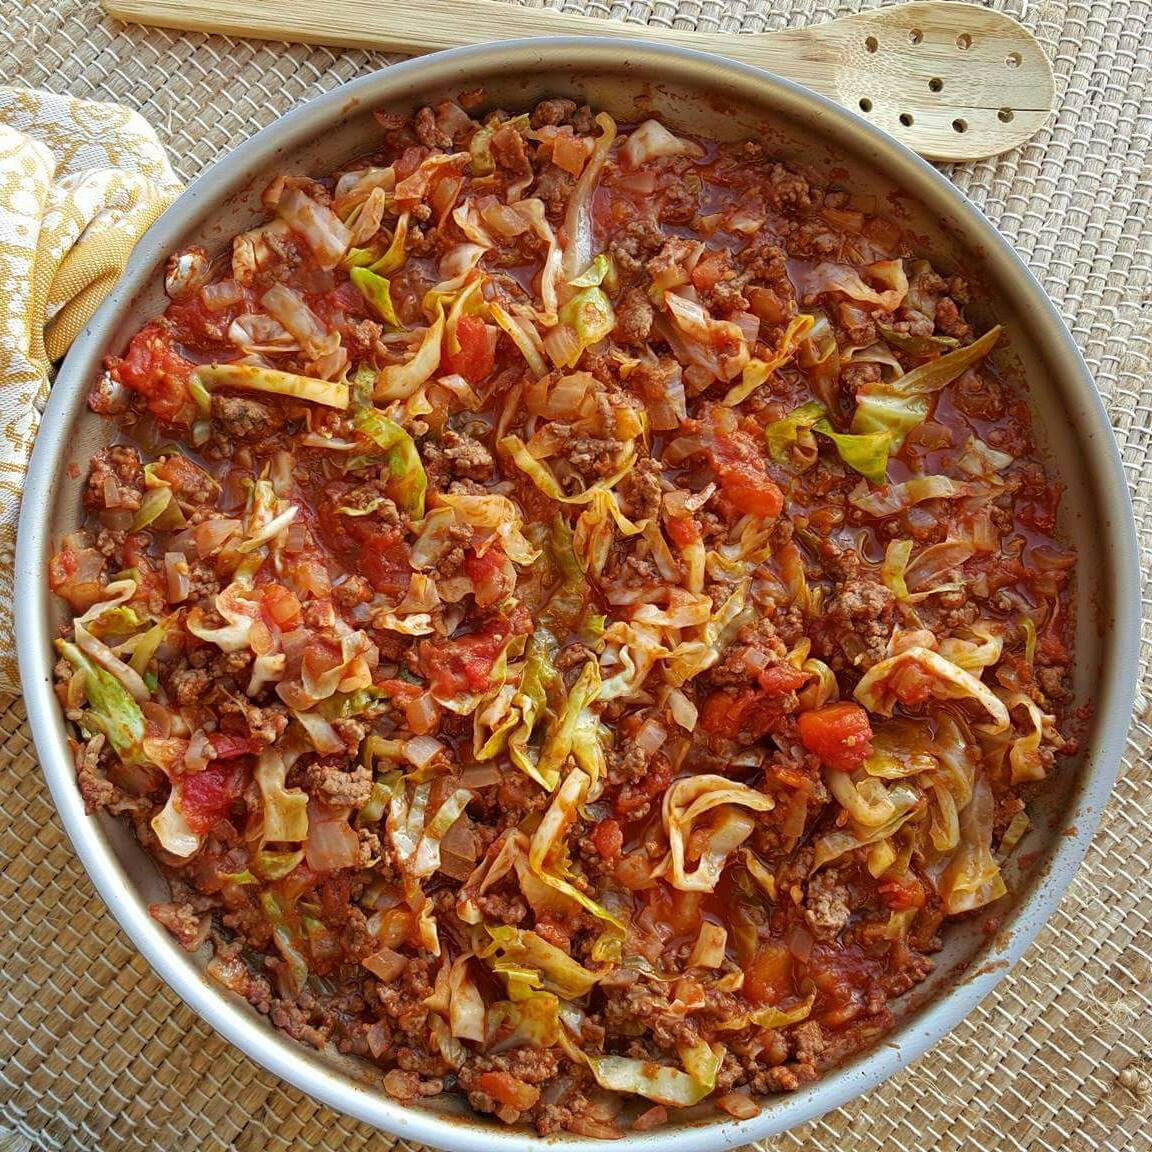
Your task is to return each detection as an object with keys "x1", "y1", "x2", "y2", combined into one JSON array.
[
  {"x1": 405, "y1": 734, "x2": 445, "y2": 768},
  {"x1": 164, "y1": 552, "x2": 191, "y2": 604}
]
